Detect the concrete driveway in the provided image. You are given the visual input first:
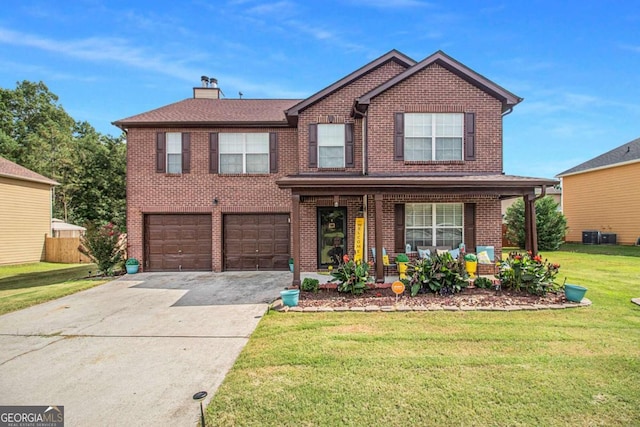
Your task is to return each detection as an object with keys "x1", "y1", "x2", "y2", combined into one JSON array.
[{"x1": 0, "y1": 271, "x2": 290, "y2": 426}]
